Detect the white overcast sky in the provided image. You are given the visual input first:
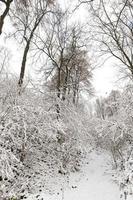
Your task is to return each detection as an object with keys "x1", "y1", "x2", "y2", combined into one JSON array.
[{"x1": 0, "y1": 0, "x2": 123, "y2": 97}]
